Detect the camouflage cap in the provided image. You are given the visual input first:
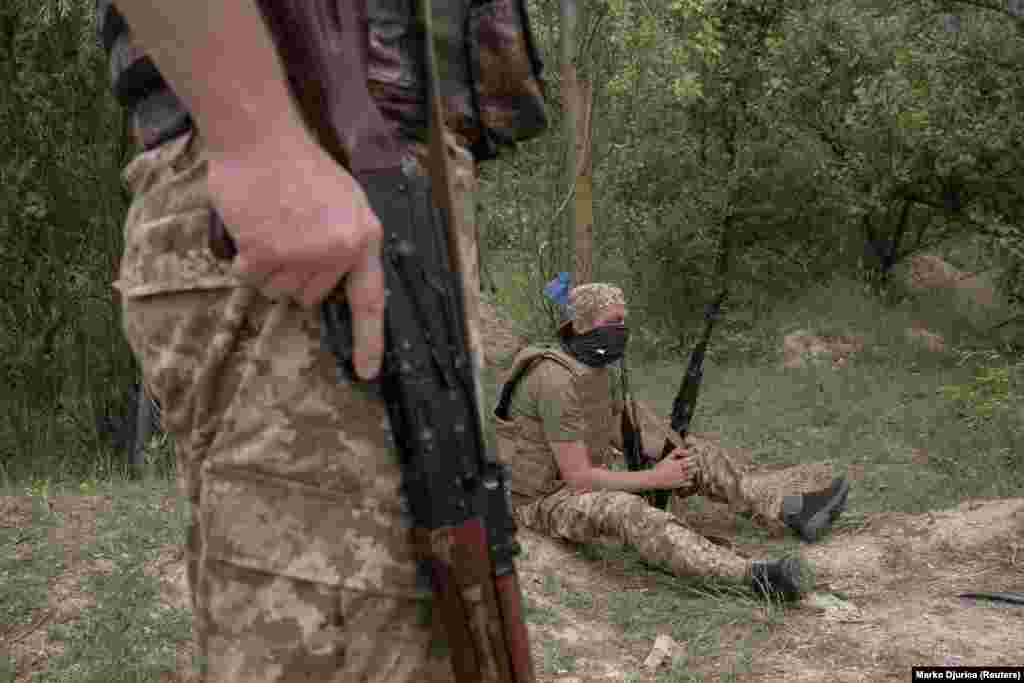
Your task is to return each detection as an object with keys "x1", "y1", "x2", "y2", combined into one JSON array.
[{"x1": 563, "y1": 283, "x2": 626, "y2": 333}]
